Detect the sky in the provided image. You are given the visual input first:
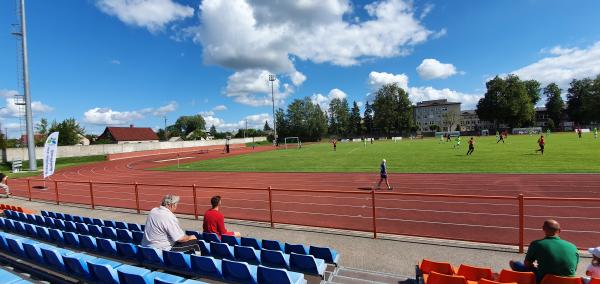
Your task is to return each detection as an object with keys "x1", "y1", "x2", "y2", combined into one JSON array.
[{"x1": 1, "y1": 0, "x2": 600, "y2": 137}]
